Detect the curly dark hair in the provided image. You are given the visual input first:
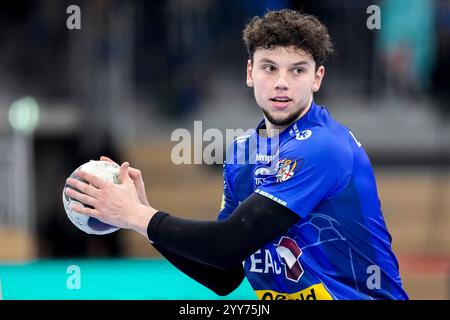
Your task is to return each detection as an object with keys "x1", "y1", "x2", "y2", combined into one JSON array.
[{"x1": 243, "y1": 9, "x2": 334, "y2": 67}]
